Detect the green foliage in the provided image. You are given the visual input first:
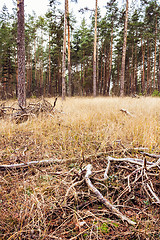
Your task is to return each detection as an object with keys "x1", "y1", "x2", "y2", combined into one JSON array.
[
  {"x1": 152, "y1": 90, "x2": 160, "y2": 97},
  {"x1": 99, "y1": 223, "x2": 109, "y2": 233}
]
